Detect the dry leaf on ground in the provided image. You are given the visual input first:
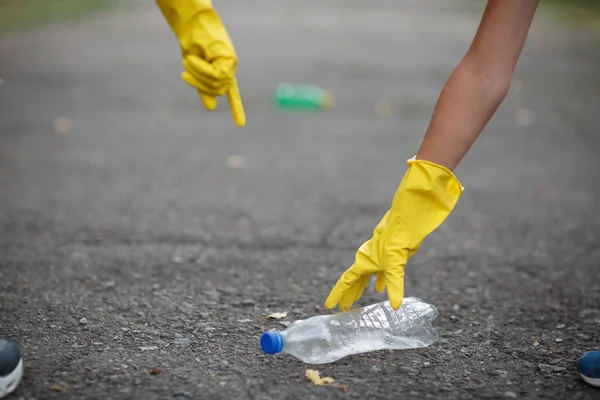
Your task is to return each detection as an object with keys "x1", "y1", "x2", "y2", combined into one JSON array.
[
  {"x1": 305, "y1": 369, "x2": 348, "y2": 392},
  {"x1": 53, "y1": 117, "x2": 72, "y2": 134},
  {"x1": 149, "y1": 368, "x2": 163, "y2": 375},
  {"x1": 51, "y1": 385, "x2": 68, "y2": 392},
  {"x1": 226, "y1": 155, "x2": 246, "y2": 169},
  {"x1": 305, "y1": 369, "x2": 334, "y2": 385},
  {"x1": 374, "y1": 98, "x2": 393, "y2": 116},
  {"x1": 266, "y1": 311, "x2": 287, "y2": 319}
]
